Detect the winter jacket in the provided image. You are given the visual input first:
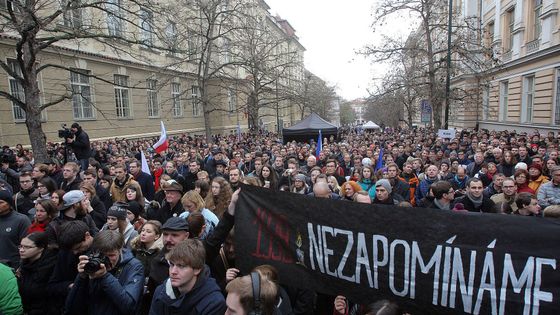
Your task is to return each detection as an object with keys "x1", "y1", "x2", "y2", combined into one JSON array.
[
  {"x1": 18, "y1": 249, "x2": 58, "y2": 315},
  {"x1": 27, "y1": 221, "x2": 49, "y2": 234},
  {"x1": 146, "y1": 201, "x2": 184, "y2": 224},
  {"x1": 537, "y1": 181, "x2": 560, "y2": 208},
  {"x1": 131, "y1": 235, "x2": 163, "y2": 277},
  {"x1": 392, "y1": 178, "x2": 411, "y2": 202},
  {"x1": 46, "y1": 212, "x2": 98, "y2": 247},
  {"x1": 497, "y1": 163, "x2": 515, "y2": 177},
  {"x1": 14, "y1": 187, "x2": 39, "y2": 219},
  {"x1": 415, "y1": 177, "x2": 437, "y2": 205},
  {"x1": 111, "y1": 174, "x2": 138, "y2": 203},
  {"x1": 134, "y1": 171, "x2": 155, "y2": 201},
  {"x1": 453, "y1": 195, "x2": 496, "y2": 213},
  {"x1": 59, "y1": 177, "x2": 83, "y2": 193},
  {"x1": 528, "y1": 175, "x2": 549, "y2": 193},
  {"x1": 47, "y1": 249, "x2": 80, "y2": 312},
  {"x1": 90, "y1": 195, "x2": 107, "y2": 229},
  {"x1": 68, "y1": 128, "x2": 91, "y2": 160},
  {"x1": 0, "y1": 210, "x2": 31, "y2": 268},
  {"x1": 0, "y1": 263, "x2": 23, "y2": 315},
  {"x1": 517, "y1": 183, "x2": 535, "y2": 194},
  {"x1": 65, "y1": 249, "x2": 144, "y2": 315},
  {"x1": 179, "y1": 208, "x2": 219, "y2": 240},
  {"x1": 149, "y1": 266, "x2": 226, "y2": 315},
  {"x1": 357, "y1": 179, "x2": 376, "y2": 200}
]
